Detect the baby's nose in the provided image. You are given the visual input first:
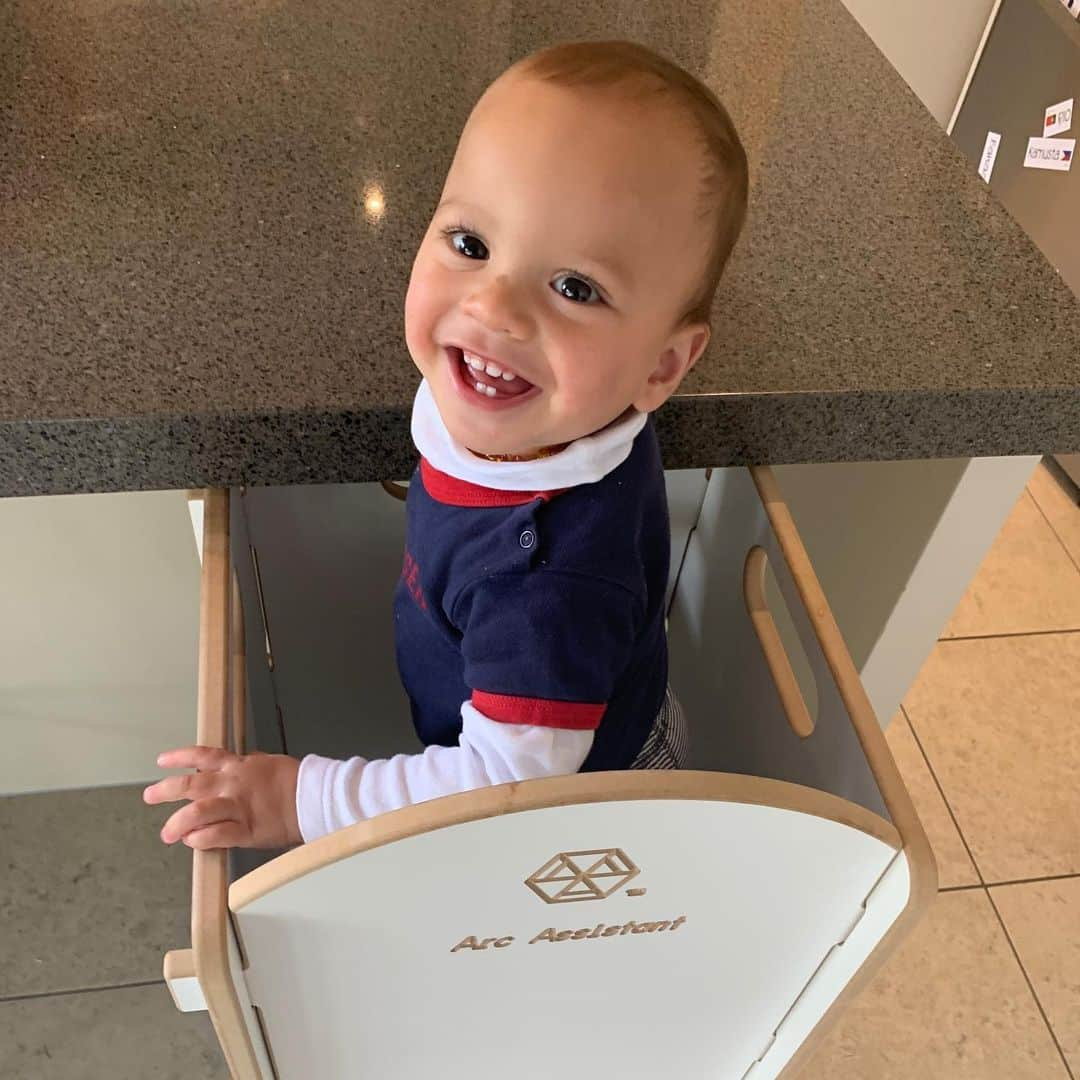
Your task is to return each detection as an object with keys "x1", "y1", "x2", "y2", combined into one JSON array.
[{"x1": 463, "y1": 275, "x2": 532, "y2": 339}]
